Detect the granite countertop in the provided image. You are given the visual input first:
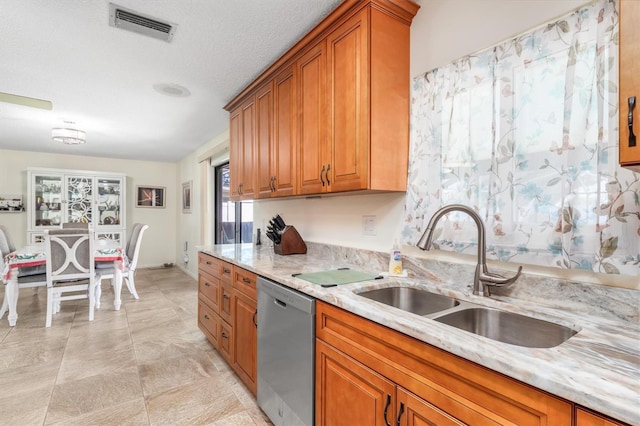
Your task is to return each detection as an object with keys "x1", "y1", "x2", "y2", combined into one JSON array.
[{"x1": 197, "y1": 243, "x2": 640, "y2": 425}]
